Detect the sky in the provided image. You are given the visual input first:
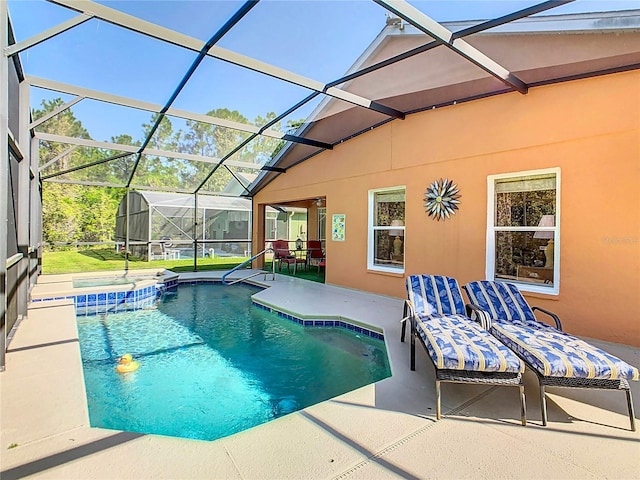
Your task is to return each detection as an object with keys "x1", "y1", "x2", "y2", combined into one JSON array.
[{"x1": 7, "y1": 0, "x2": 640, "y2": 143}]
